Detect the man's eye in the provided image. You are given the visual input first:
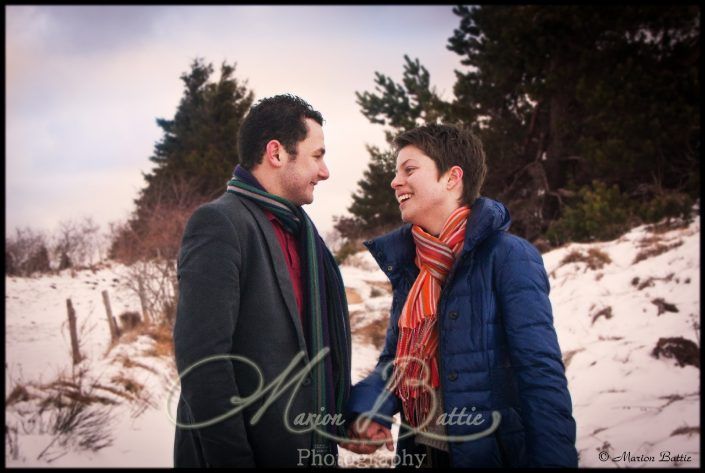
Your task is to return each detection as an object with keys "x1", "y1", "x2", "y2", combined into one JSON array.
[{"x1": 406, "y1": 167, "x2": 415, "y2": 174}]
